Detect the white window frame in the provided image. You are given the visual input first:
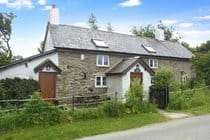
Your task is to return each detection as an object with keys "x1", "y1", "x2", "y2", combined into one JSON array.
[
  {"x1": 96, "y1": 55, "x2": 110, "y2": 67},
  {"x1": 149, "y1": 59, "x2": 158, "y2": 69},
  {"x1": 95, "y1": 75, "x2": 107, "y2": 88}
]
